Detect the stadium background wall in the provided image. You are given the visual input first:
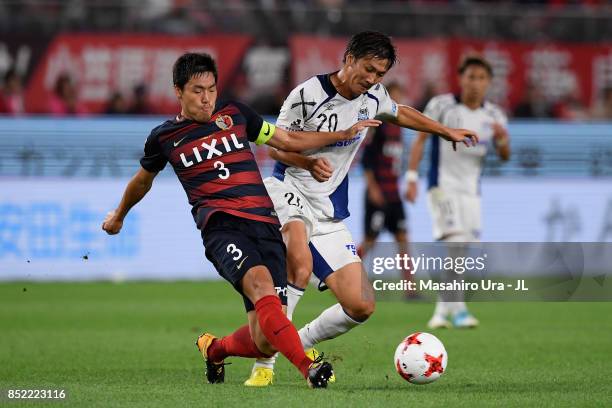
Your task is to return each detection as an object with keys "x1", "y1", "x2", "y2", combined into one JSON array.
[
  {"x1": 0, "y1": 118, "x2": 611, "y2": 281},
  {"x1": 4, "y1": 33, "x2": 612, "y2": 115}
]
